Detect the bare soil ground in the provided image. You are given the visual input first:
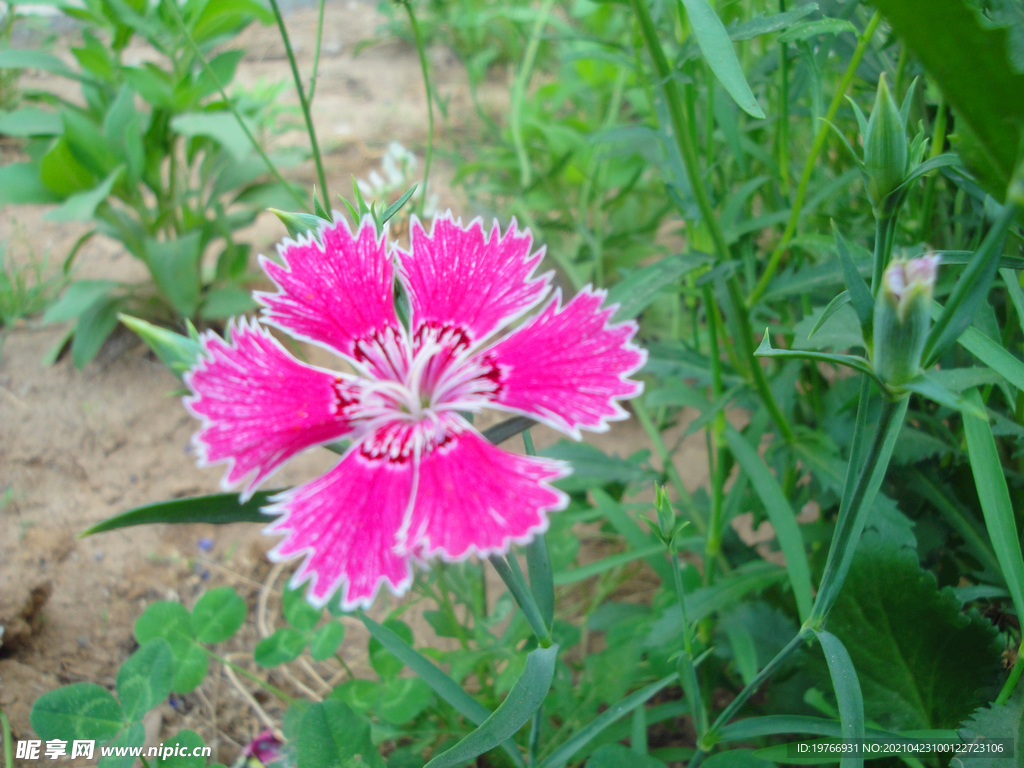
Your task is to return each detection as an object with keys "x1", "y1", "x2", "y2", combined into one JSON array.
[{"x1": 0, "y1": 3, "x2": 712, "y2": 762}]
